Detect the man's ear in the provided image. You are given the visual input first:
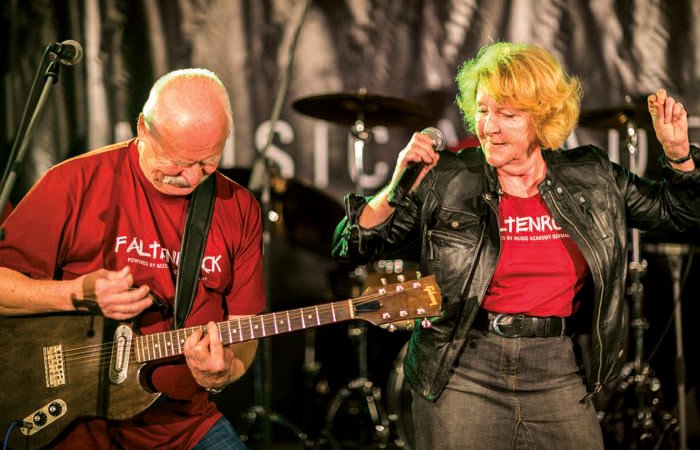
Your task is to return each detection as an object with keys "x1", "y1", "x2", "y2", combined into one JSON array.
[{"x1": 136, "y1": 113, "x2": 146, "y2": 136}]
